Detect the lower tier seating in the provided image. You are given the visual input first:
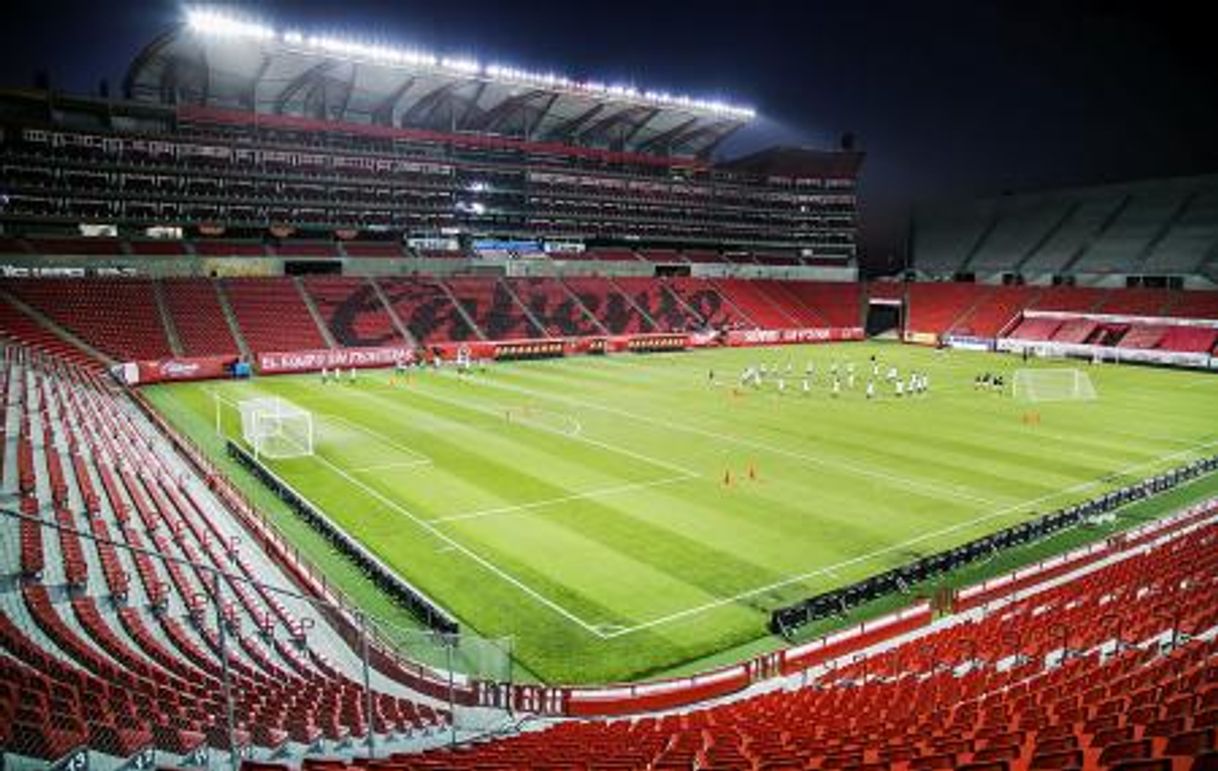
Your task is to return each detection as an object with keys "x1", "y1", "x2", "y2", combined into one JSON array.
[
  {"x1": 161, "y1": 278, "x2": 240, "y2": 356},
  {"x1": 0, "y1": 347, "x2": 449, "y2": 767},
  {"x1": 223, "y1": 278, "x2": 328, "y2": 353},
  {"x1": 6, "y1": 279, "x2": 172, "y2": 361},
  {"x1": 303, "y1": 277, "x2": 407, "y2": 348}
]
